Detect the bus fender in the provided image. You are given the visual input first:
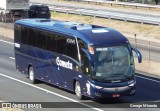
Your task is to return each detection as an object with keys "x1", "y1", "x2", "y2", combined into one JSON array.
[
  {"x1": 28, "y1": 63, "x2": 33, "y2": 74},
  {"x1": 73, "y1": 77, "x2": 79, "y2": 91}
]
